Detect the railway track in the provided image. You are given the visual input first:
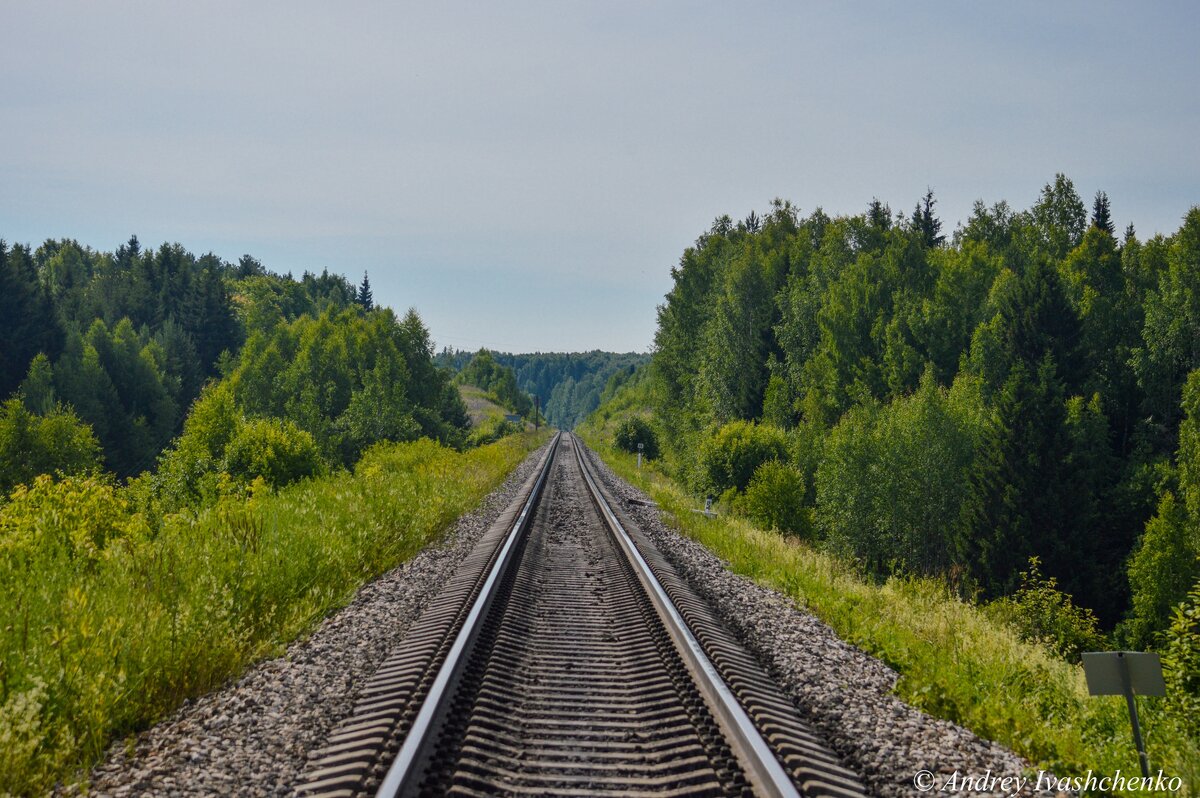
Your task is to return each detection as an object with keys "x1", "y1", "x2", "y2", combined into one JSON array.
[{"x1": 297, "y1": 433, "x2": 864, "y2": 798}]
